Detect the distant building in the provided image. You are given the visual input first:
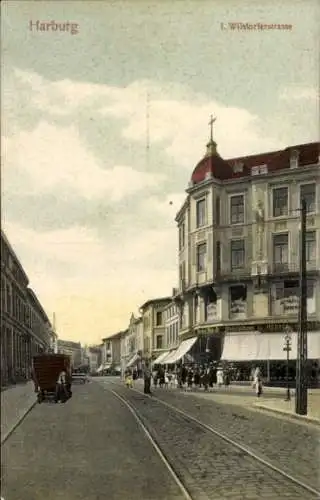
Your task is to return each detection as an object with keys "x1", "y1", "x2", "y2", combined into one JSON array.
[
  {"x1": 102, "y1": 332, "x2": 121, "y2": 366},
  {"x1": 164, "y1": 300, "x2": 179, "y2": 351},
  {"x1": 48, "y1": 327, "x2": 58, "y2": 353},
  {"x1": 57, "y1": 339, "x2": 82, "y2": 368},
  {"x1": 84, "y1": 345, "x2": 102, "y2": 372},
  {"x1": 121, "y1": 314, "x2": 144, "y2": 373},
  {"x1": 139, "y1": 297, "x2": 172, "y2": 361}
]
